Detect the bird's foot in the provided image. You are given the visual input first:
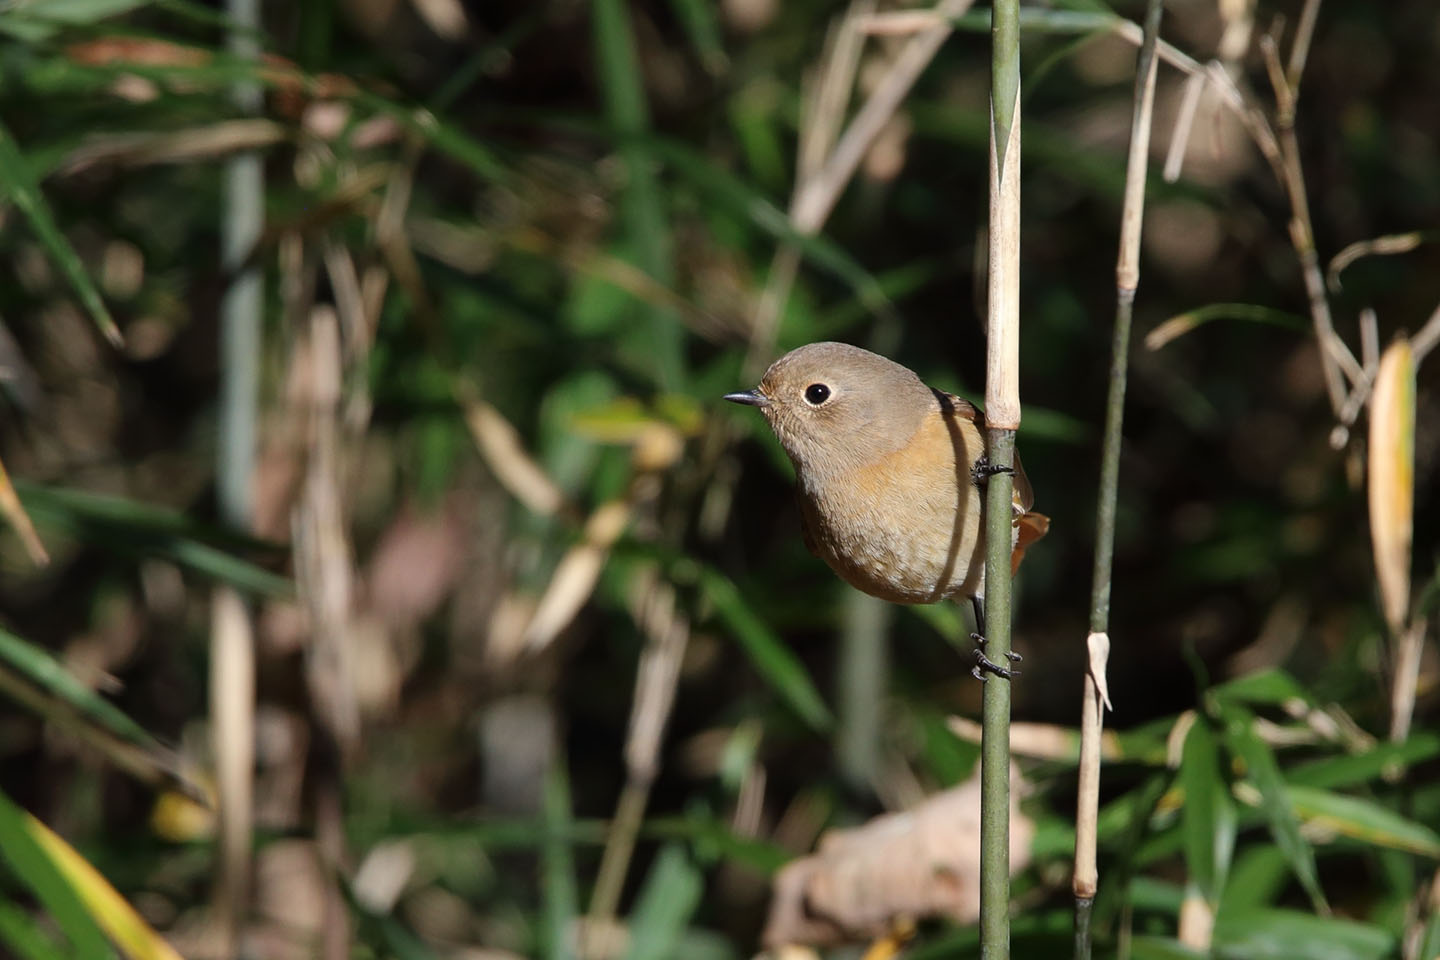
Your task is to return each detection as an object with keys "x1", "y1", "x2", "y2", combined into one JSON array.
[
  {"x1": 971, "y1": 647, "x2": 1019, "y2": 681},
  {"x1": 969, "y1": 632, "x2": 1023, "y2": 662},
  {"x1": 971, "y1": 455, "x2": 1015, "y2": 487}
]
